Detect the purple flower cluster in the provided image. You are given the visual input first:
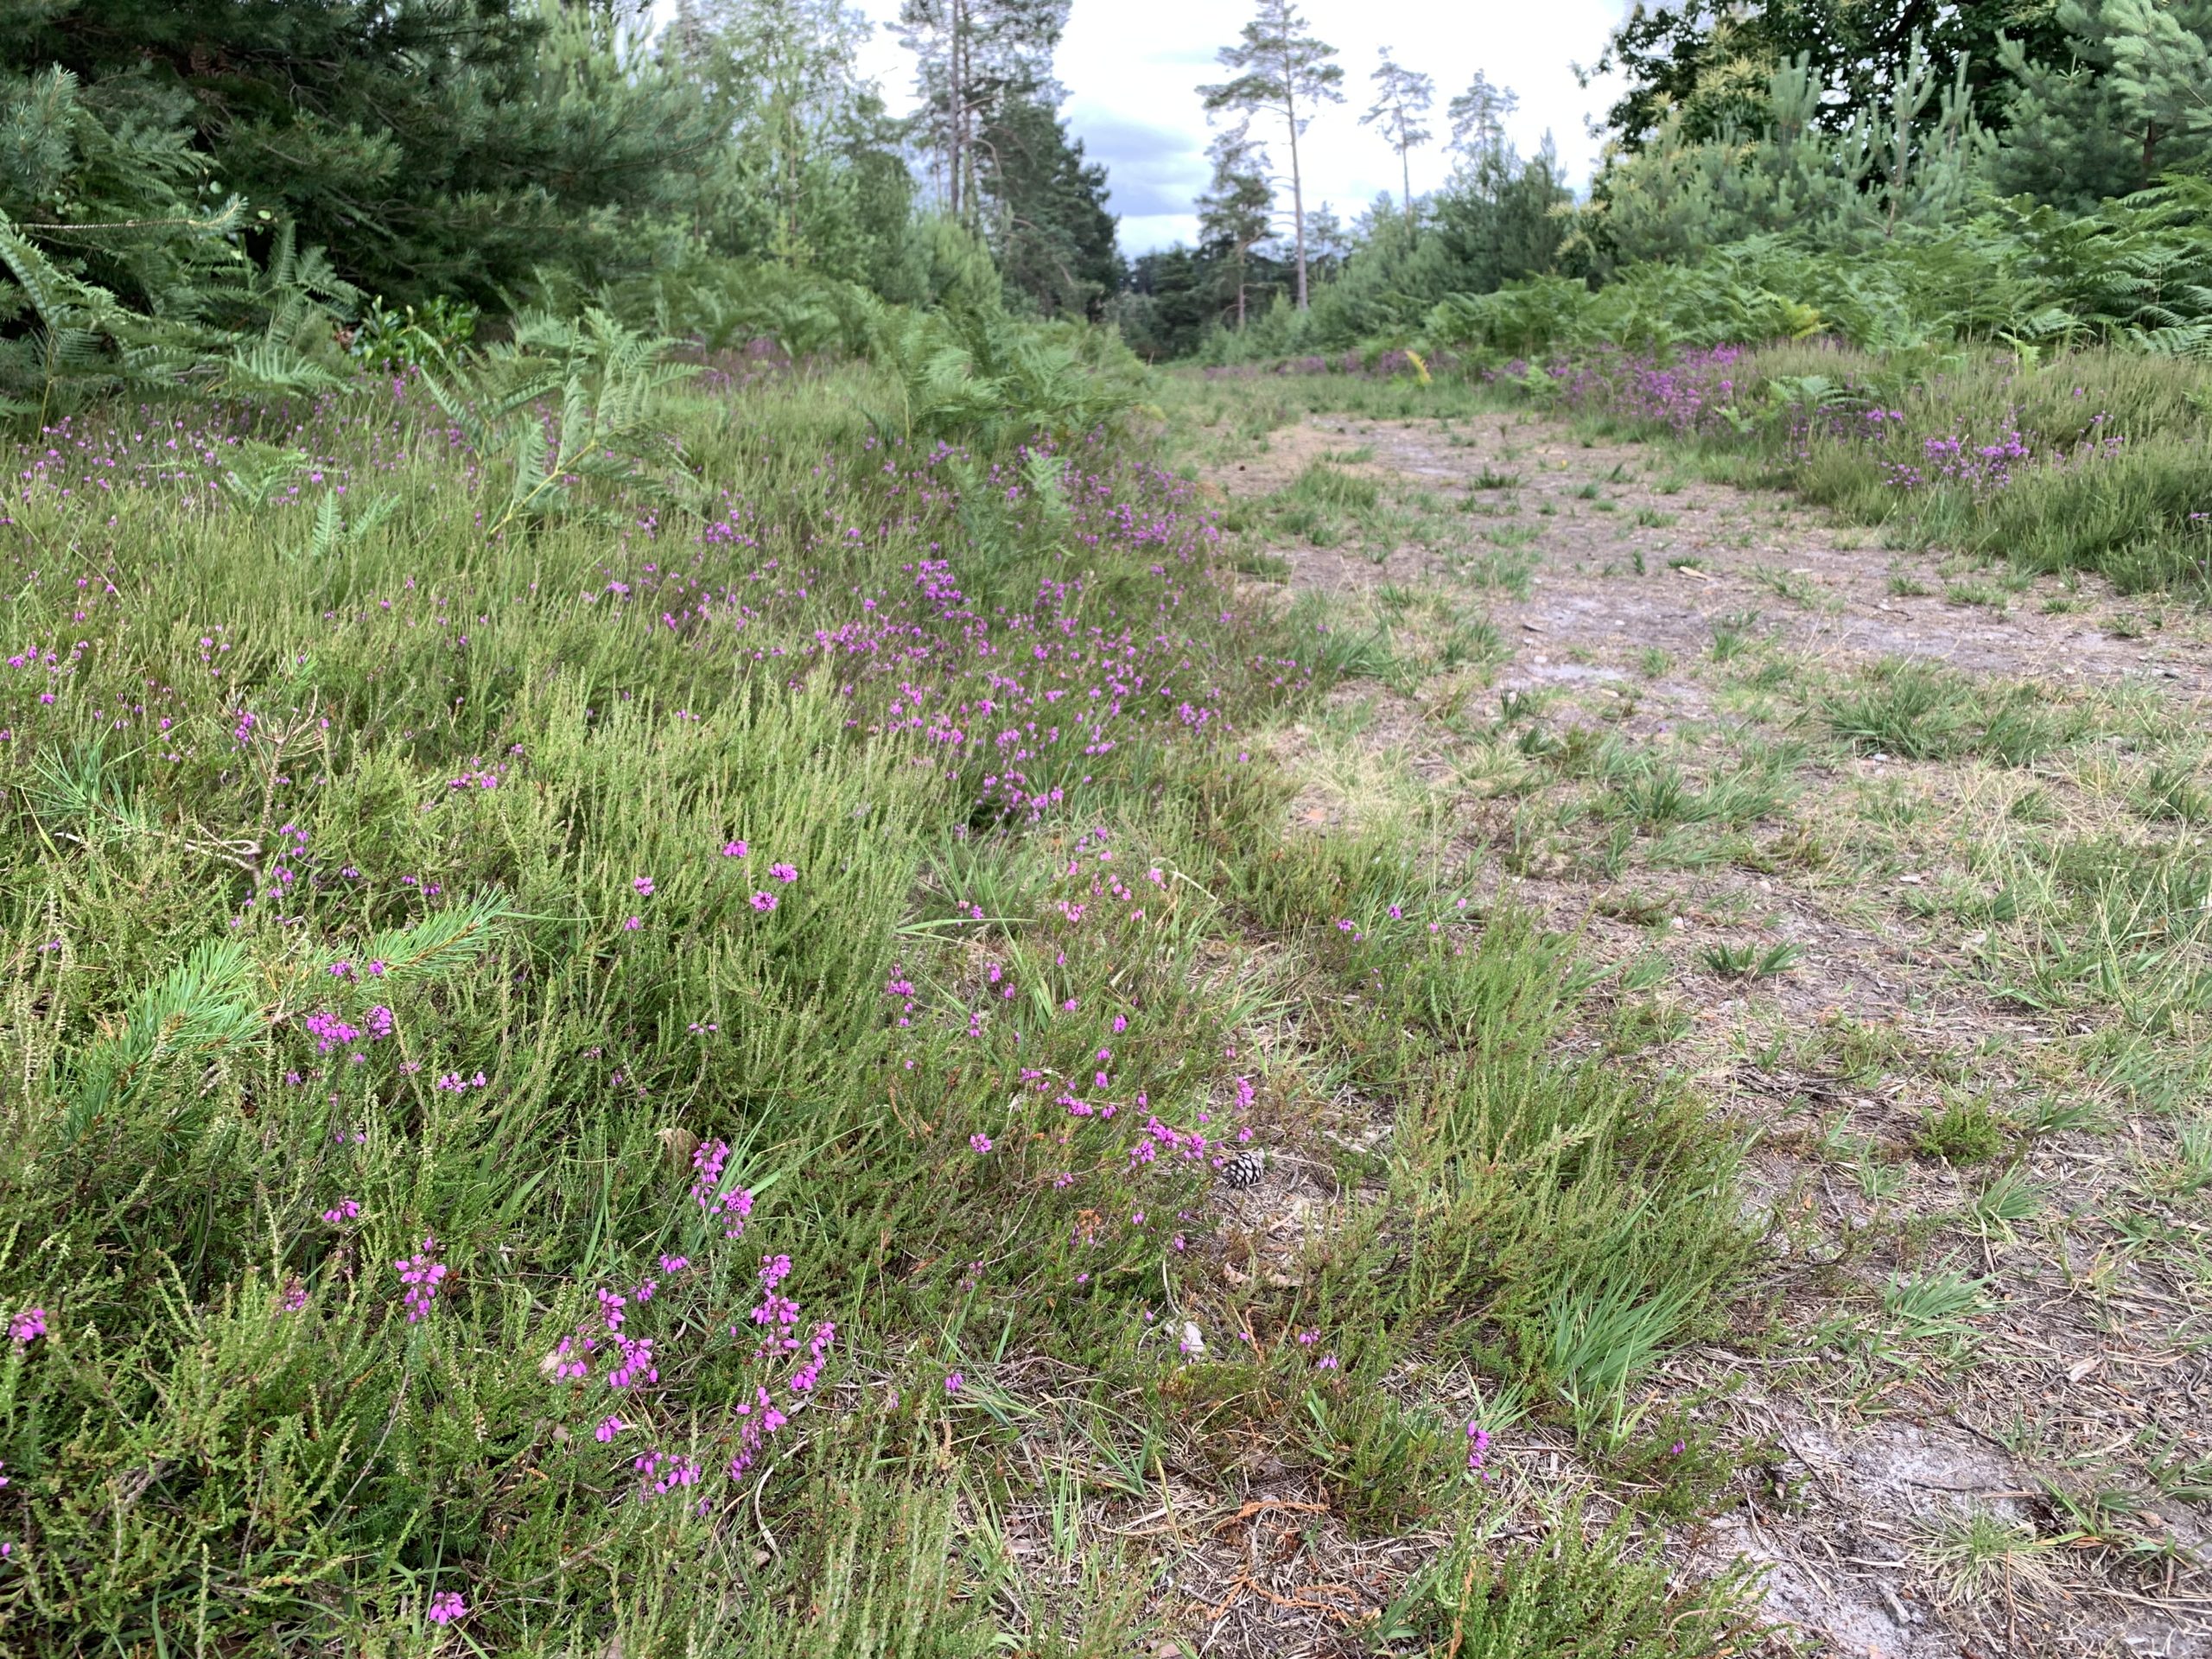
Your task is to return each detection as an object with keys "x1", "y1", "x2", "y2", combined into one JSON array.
[
  {"x1": 1509, "y1": 344, "x2": 2146, "y2": 504},
  {"x1": 302, "y1": 1004, "x2": 394, "y2": 1055},
  {"x1": 1498, "y1": 344, "x2": 1745, "y2": 436},
  {"x1": 539, "y1": 1156, "x2": 833, "y2": 1512},
  {"x1": 1884, "y1": 429, "x2": 2032, "y2": 493},
  {"x1": 689, "y1": 1139, "x2": 754, "y2": 1238},
  {"x1": 394, "y1": 1236, "x2": 448, "y2": 1323}
]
